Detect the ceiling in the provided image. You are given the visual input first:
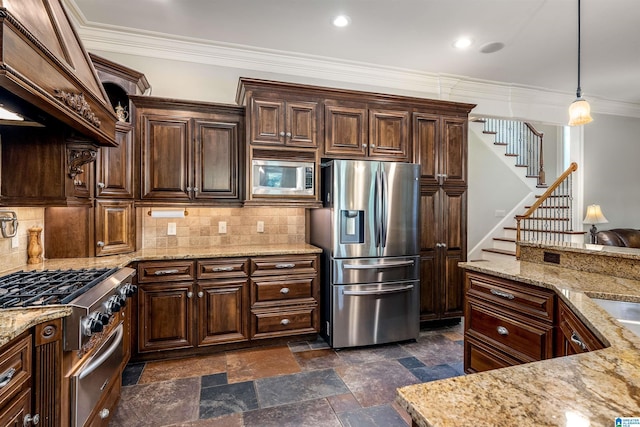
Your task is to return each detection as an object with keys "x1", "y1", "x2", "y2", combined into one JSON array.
[{"x1": 71, "y1": 0, "x2": 640, "y2": 105}]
